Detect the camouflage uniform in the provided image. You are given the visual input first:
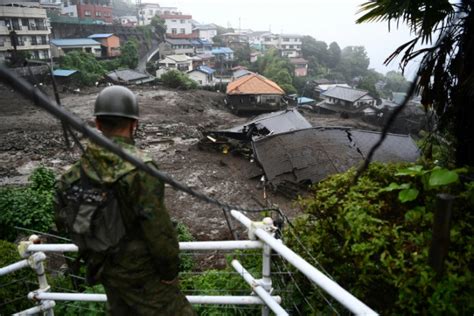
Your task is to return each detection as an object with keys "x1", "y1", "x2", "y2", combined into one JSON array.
[{"x1": 55, "y1": 136, "x2": 195, "y2": 316}]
